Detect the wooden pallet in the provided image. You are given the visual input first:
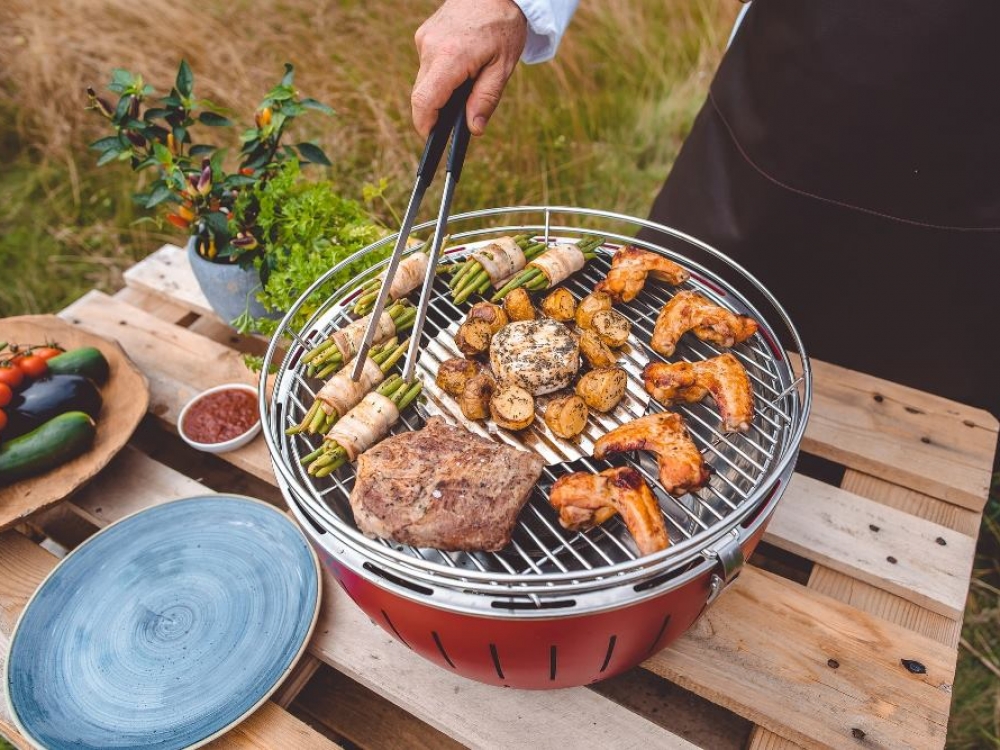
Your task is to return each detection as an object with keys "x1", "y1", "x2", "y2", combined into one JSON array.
[{"x1": 1, "y1": 244, "x2": 996, "y2": 750}]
